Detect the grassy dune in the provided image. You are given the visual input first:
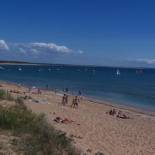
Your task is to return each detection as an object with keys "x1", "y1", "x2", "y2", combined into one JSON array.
[{"x1": 0, "y1": 89, "x2": 80, "y2": 155}]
